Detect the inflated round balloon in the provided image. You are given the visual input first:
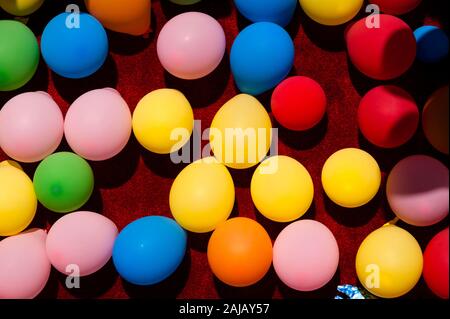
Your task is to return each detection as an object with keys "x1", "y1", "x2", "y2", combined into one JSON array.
[
  {"x1": 0, "y1": 92, "x2": 64, "y2": 163},
  {"x1": 423, "y1": 228, "x2": 449, "y2": 299},
  {"x1": 346, "y1": 14, "x2": 416, "y2": 80},
  {"x1": 0, "y1": 20, "x2": 39, "y2": 91},
  {"x1": 65, "y1": 88, "x2": 132, "y2": 161},
  {"x1": 169, "y1": 0, "x2": 201, "y2": 4},
  {"x1": 46, "y1": 211, "x2": 118, "y2": 276},
  {"x1": 299, "y1": 0, "x2": 363, "y2": 26},
  {"x1": 271, "y1": 76, "x2": 327, "y2": 131},
  {"x1": 33, "y1": 152, "x2": 94, "y2": 213},
  {"x1": 85, "y1": 0, "x2": 151, "y2": 36},
  {"x1": 157, "y1": 12, "x2": 226, "y2": 80},
  {"x1": 422, "y1": 85, "x2": 449, "y2": 154},
  {"x1": 322, "y1": 148, "x2": 381, "y2": 208},
  {"x1": 358, "y1": 86, "x2": 419, "y2": 148},
  {"x1": 414, "y1": 26, "x2": 449, "y2": 63},
  {"x1": 234, "y1": 0, "x2": 297, "y2": 27},
  {"x1": 209, "y1": 94, "x2": 272, "y2": 169},
  {"x1": 273, "y1": 220, "x2": 339, "y2": 291},
  {"x1": 0, "y1": 229, "x2": 51, "y2": 299},
  {"x1": 369, "y1": 0, "x2": 422, "y2": 15},
  {"x1": 40, "y1": 13, "x2": 108, "y2": 79},
  {"x1": 387, "y1": 155, "x2": 449, "y2": 227},
  {"x1": 170, "y1": 157, "x2": 235, "y2": 233},
  {"x1": 207, "y1": 217, "x2": 272, "y2": 287},
  {"x1": 251, "y1": 156, "x2": 314, "y2": 222},
  {"x1": 356, "y1": 225, "x2": 423, "y2": 298},
  {"x1": 0, "y1": 0, "x2": 44, "y2": 16},
  {"x1": 230, "y1": 22, "x2": 295, "y2": 95},
  {"x1": 0, "y1": 165, "x2": 37, "y2": 236},
  {"x1": 132, "y1": 89, "x2": 193, "y2": 154},
  {"x1": 0, "y1": 159, "x2": 23, "y2": 171},
  {"x1": 112, "y1": 216, "x2": 187, "y2": 286}
]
